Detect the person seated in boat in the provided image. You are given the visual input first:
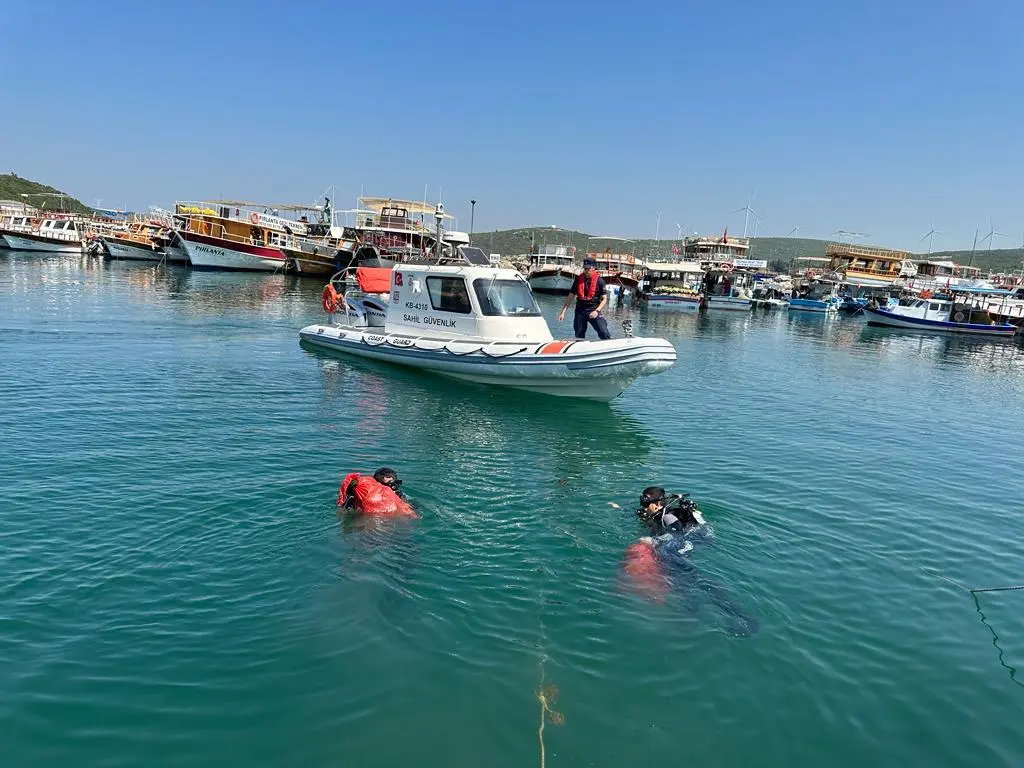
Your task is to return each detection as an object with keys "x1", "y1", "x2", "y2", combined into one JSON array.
[
  {"x1": 558, "y1": 258, "x2": 611, "y2": 340},
  {"x1": 439, "y1": 281, "x2": 472, "y2": 313},
  {"x1": 337, "y1": 467, "x2": 416, "y2": 518},
  {"x1": 635, "y1": 486, "x2": 706, "y2": 536}
]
